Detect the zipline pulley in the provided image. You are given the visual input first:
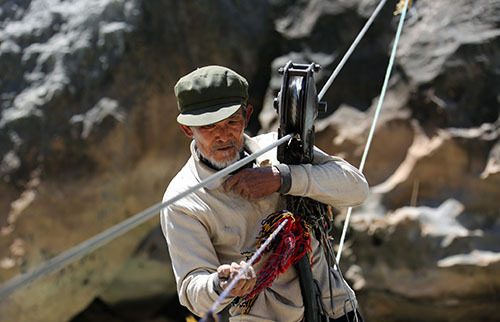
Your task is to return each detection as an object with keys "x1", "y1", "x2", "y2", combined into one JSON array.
[{"x1": 275, "y1": 61, "x2": 327, "y2": 164}]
